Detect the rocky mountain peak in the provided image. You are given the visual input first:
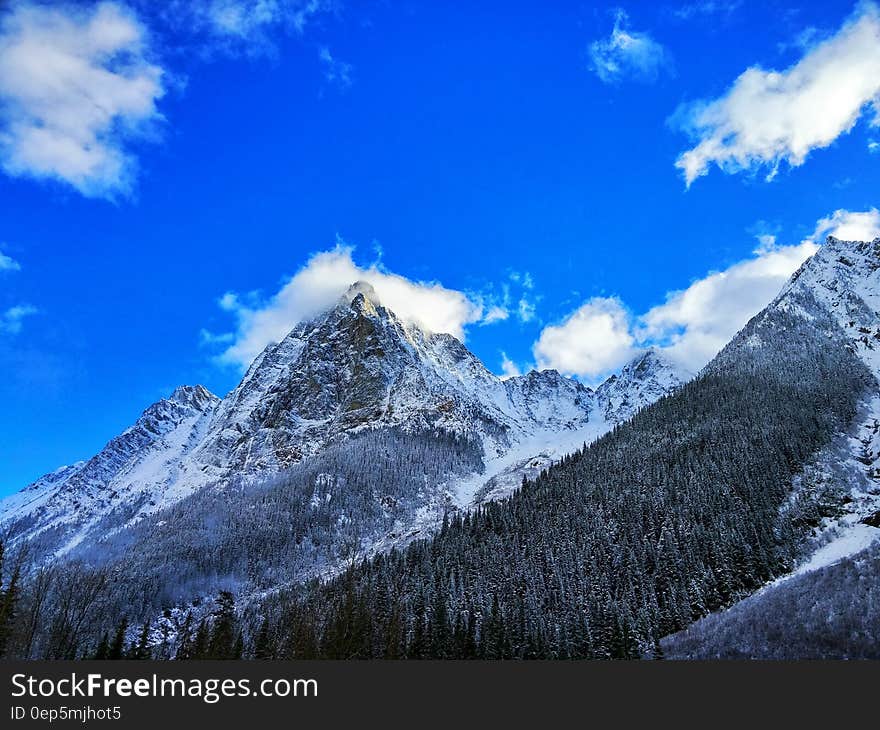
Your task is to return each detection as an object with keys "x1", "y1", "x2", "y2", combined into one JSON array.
[
  {"x1": 337, "y1": 281, "x2": 384, "y2": 318},
  {"x1": 343, "y1": 280, "x2": 381, "y2": 303},
  {"x1": 596, "y1": 348, "x2": 690, "y2": 423},
  {"x1": 1, "y1": 283, "x2": 696, "y2": 561},
  {"x1": 168, "y1": 384, "x2": 219, "y2": 411}
]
